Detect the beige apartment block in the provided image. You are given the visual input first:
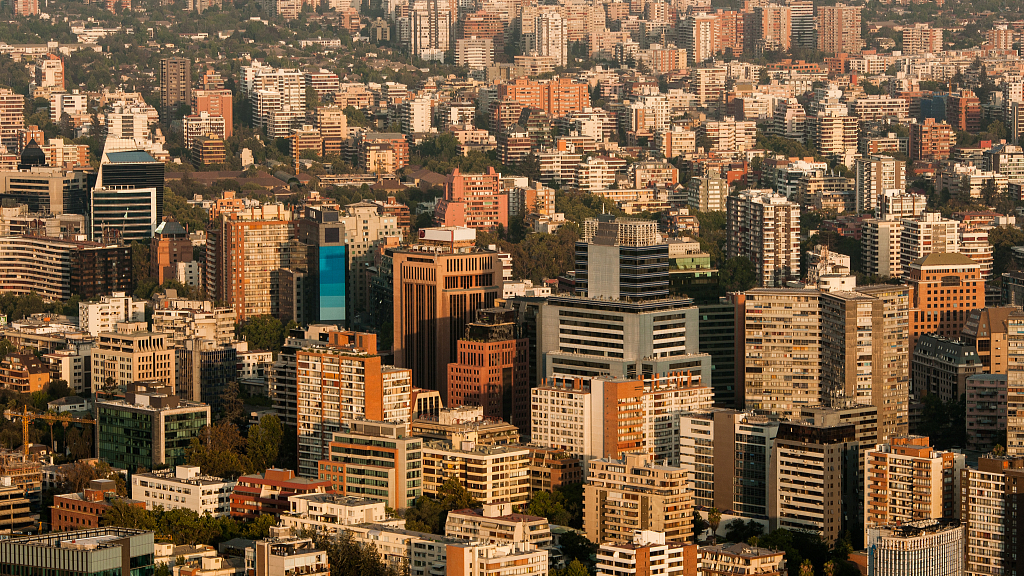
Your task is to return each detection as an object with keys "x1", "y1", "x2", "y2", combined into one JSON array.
[
  {"x1": 91, "y1": 323, "x2": 175, "y2": 393},
  {"x1": 422, "y1": 442, "x2": 530, "y2": 508}
]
